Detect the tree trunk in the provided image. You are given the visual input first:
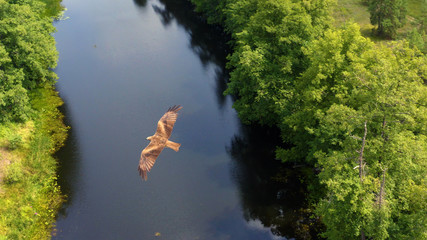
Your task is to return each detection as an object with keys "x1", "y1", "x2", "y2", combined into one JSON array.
[
  {"x1": 361, "y1": 229, "x2": 366, "y2": 240},
  {"x1": 378, "y1": 168, "x2": 387, "y2": 208},
  {"x1": 359, "y1": 121, "x2": 368, "y2": 182}
]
